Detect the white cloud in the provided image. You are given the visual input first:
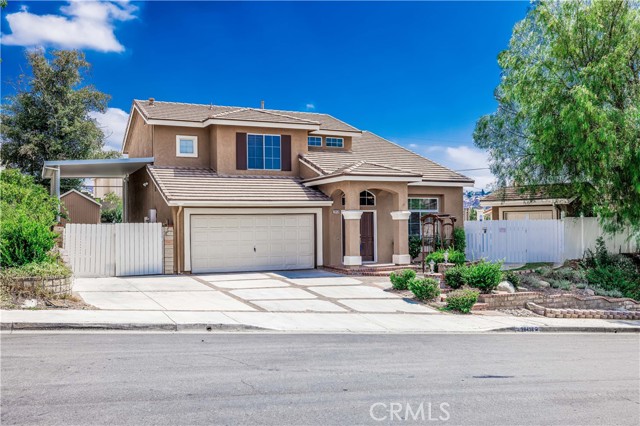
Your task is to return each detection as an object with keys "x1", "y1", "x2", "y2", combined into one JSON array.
[
  {"x1": 305, "y1": 103, "x2": 315, "y2": 111},
  {"x1": 442, "y1": 146, "x2": 494, "y2": 189},
  {"x1": 2, "y1": 1, "x2": 138, "y2": 52},
  {"x1": 90, "y1": 107, "x2": 129, "y2": 151}
]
